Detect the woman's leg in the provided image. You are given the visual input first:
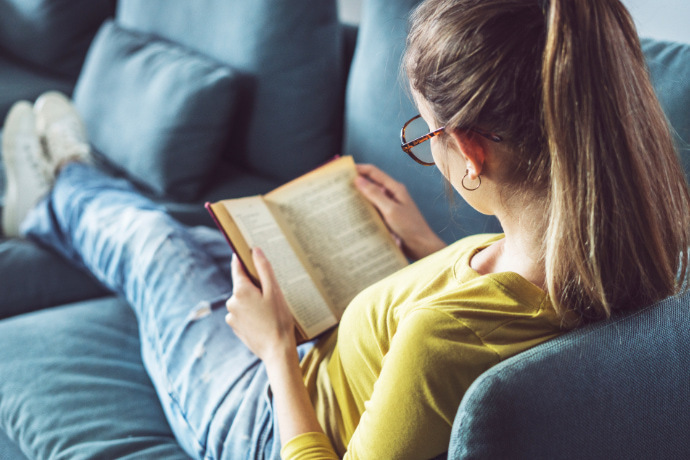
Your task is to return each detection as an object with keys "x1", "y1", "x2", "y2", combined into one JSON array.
[{"x1": 21, "y1": 163, "x2": 293, "y2": 459}]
